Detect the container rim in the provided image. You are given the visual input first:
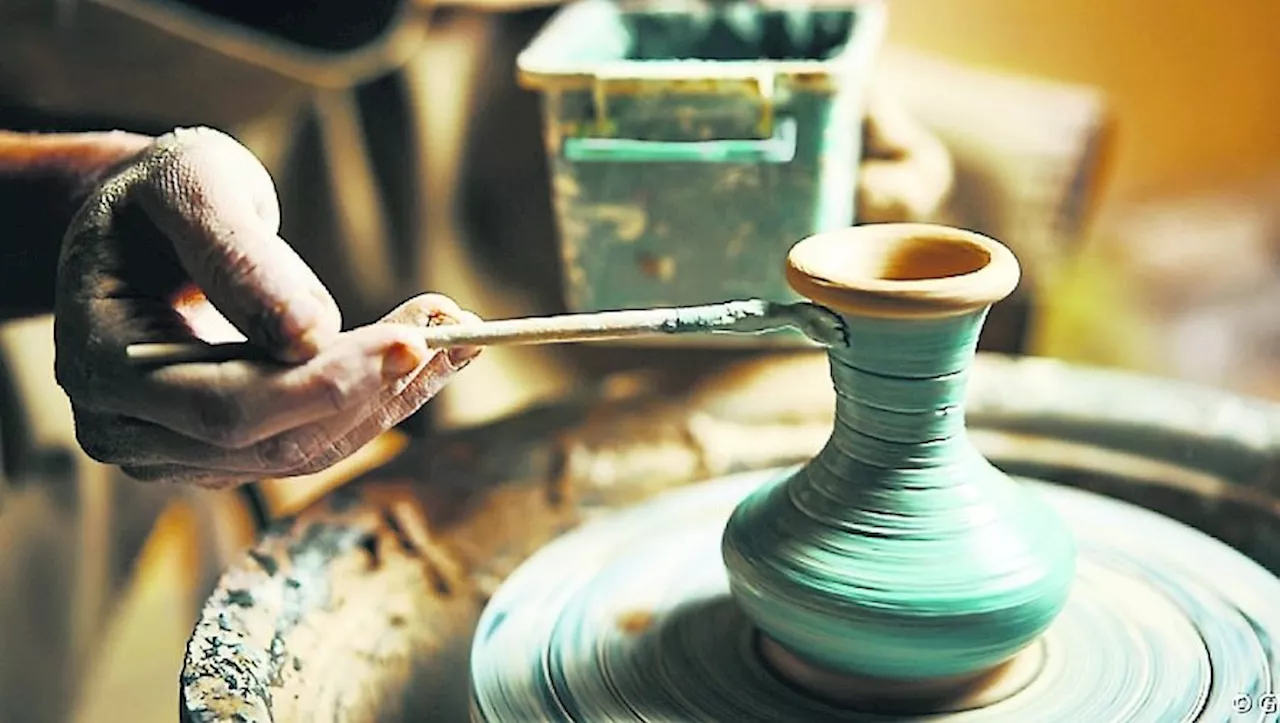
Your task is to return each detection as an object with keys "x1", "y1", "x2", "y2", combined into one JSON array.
[{"x1": 516, "y1": 0, "x2": 887, "y2": 92}]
